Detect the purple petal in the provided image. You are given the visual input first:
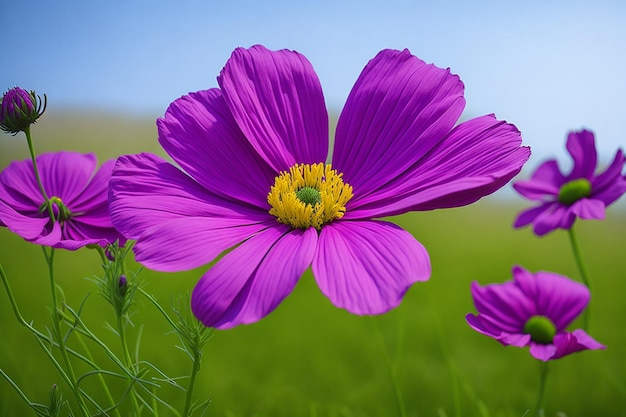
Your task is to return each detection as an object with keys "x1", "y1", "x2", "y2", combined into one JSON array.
[
  {"x1": 39, "y1": 152, "x2": 98, "y2": 204},
  {"x1": 333, "y1": 49, "x2": 465, "y2": 199},
  {"x1": 0, "y1": 200, "x2": 49, "y2": 240},
  {"x1": 345, "y1": 115, "x2": 529, "y2": 218},
  {"x1": 157, "y1": 88, "x2": 276, "y2": 208},
  {"x1": 532, "y1": 204, "x2": 575, "y2": 236},
  {"x1": 312, "y1": 220, "x2": 430, "y2": 315},
  {"x1": 466, "y1": 313, "x2": 531, "y2": 347},
  {"x1": 498, "y1": 332, "x2": 532, "y2": 347},
  {"x1": 192, "y1": 225, "x2": 317, "y2": 329},
  {"x1": 109, "y1": 153, "x2": 269, "y2": 240},
  {"x1": 551, "y1": 329, "x2": 605, "y2": 360},
  {"x1": 566, "y1": 130, "x2": 597, "y2": 180},
  {"x1": 591, "y1": 149, "x2": 626, "y2": 206},
  {"x1": 592, "y1": 149, "x2": 625, "y2": 190},
  {"x1": 593, "y1": 178, "x2": 626, "y2": 207},
  {"x1": 513, "y1": 203, "x2": 553, "y2": 229},
  {"x1": 469, "y1": 279, "x2": 533, "y2": 333},
  {"x1": 465, "y1": 313, "x2": 500, "y2": 339},
  {"x1": 70, "y1": 158, "x2": 115, "y2": 213},
  {"x1": 30, "y1": 221, "x2": 62, "y2": 247},
  {"x1": 513, "y1": 266, "x2": 589, "y2": 331},
  {"x1": 0, "y1": 157, "x2": 49, "y2": 211},
  {"x1": 60, "y1": 220, "x2": 123, "y2": 249},
  {"x1": 571, "y1": 198, "x2": 605, "y2": 220},
  {"x1": 529, "y1": 343, "x2": 558, "y2": 361},
  {"x1": 513, "y1": 160, "x2": 566, "y2": 200},
  {"x1": 134, "y1": 218, "x2": 273, "y2": 272},
  {"x1": 531, "y1": 159, "x2": 567, "y2": 185},
  {"x1": 218, "y1": 45, "x2": 328, "y2": 171}
]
